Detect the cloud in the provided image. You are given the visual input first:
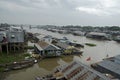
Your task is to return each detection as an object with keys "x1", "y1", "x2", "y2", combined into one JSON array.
[
  {"x1": 75, "y1": 0, "x2": 120, "y2": 16},
  {"x1": 98, "y1": 0, "x2": 117, "y2": 8},
  {"x1": 76, "y1": 7, "x2": 110, "y2": 16},
  {"x1": 0, "y1": 0, "x2": 35, "y2": 12},
  {"x1": 0, "y1": 0, "x2": 120, "y2": 25},
  {"x1": 0, "y1": 0, "x2": 120, "y2": 15}
]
